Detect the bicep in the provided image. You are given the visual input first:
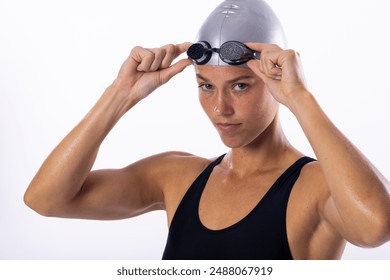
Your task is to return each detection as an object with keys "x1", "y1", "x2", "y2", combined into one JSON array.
[
  {"x1": 62, "y1": 165, "x2": 164, "y2": 220},
  {"x1": 57, "y1": 151, "x2": 201, "y2": 221}
]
